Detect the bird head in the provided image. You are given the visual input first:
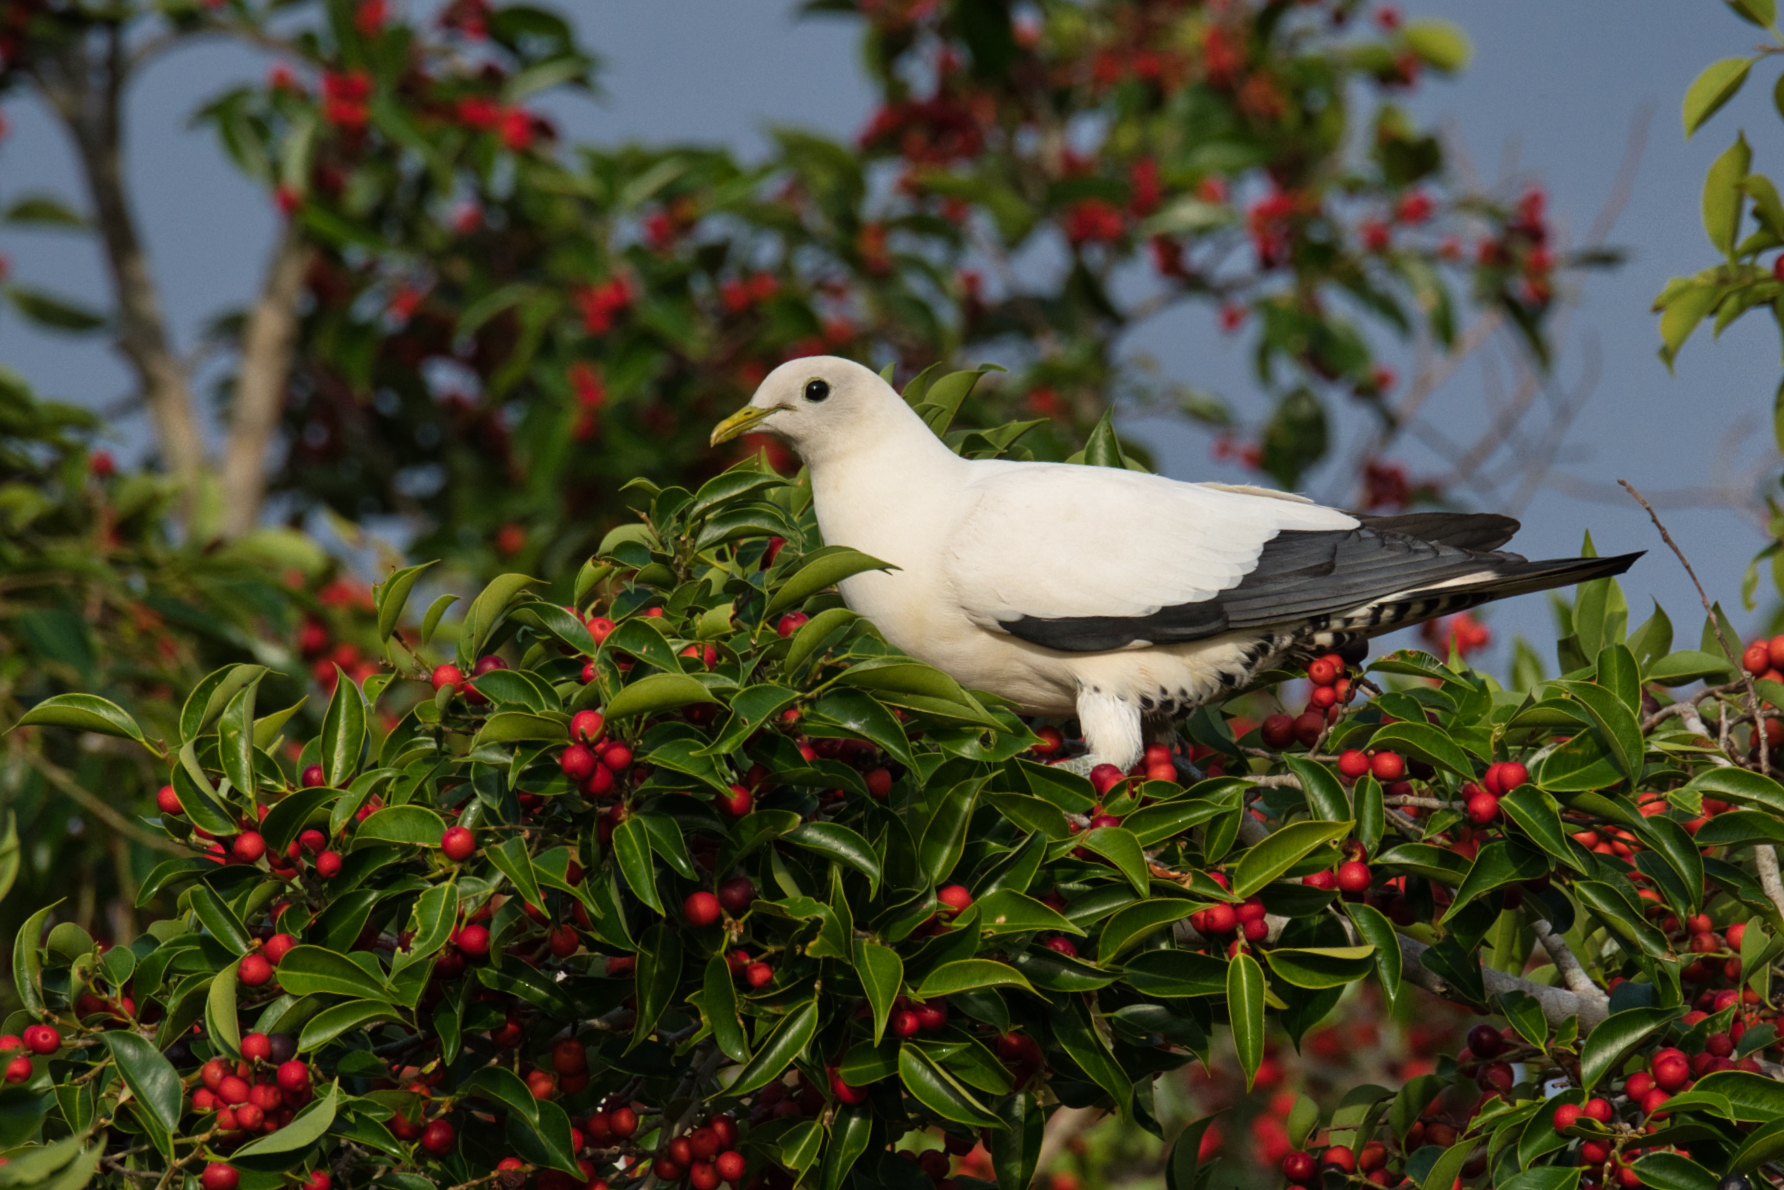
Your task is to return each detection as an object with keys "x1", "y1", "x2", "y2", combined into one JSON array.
[{"x1": 710, "y1": 356, "x2": 907, "y2": 467}]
